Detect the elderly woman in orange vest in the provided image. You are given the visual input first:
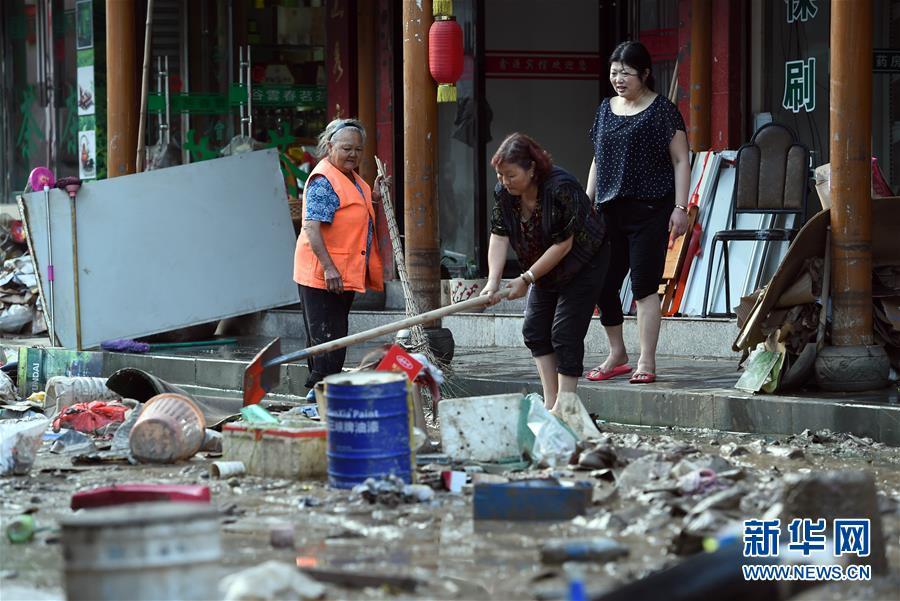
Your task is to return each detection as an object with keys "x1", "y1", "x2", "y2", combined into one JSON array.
[{"x1": 294, "y1": 118, "x2": 384, "y2": 394}]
